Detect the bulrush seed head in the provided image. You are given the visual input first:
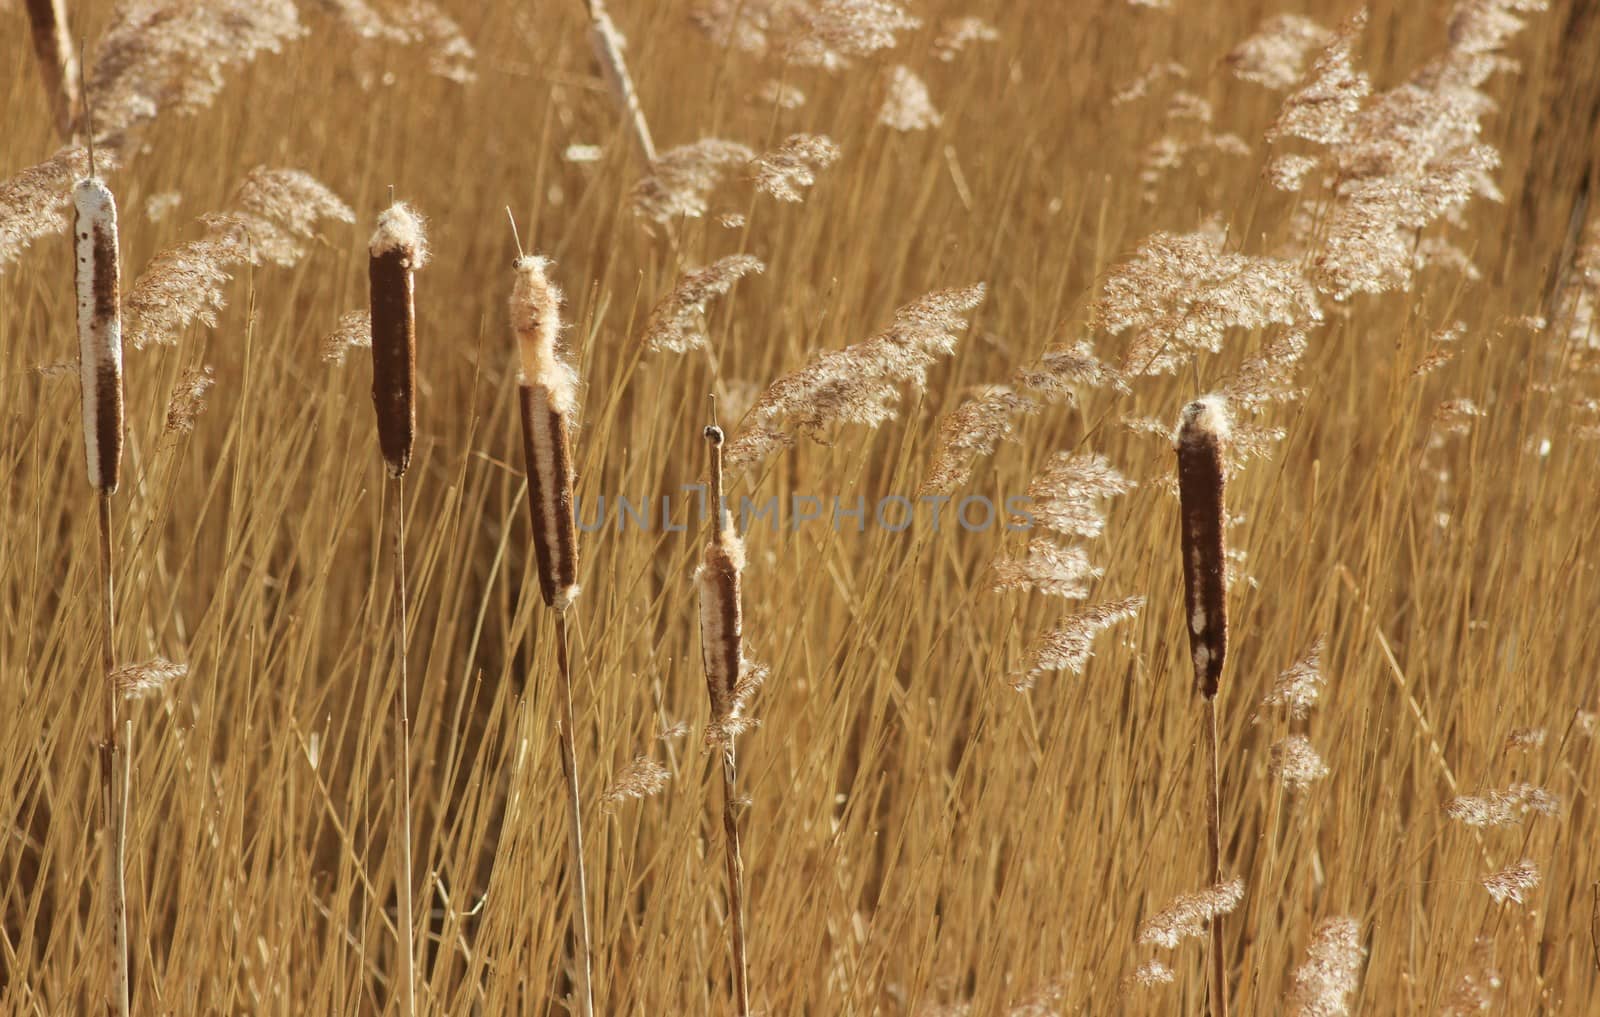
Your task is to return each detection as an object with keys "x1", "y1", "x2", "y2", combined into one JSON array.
[
  {"x1": 512, "y1": 255, "x2": 580, "y2": 610},
  {"x1": 1175, "y1": 395, "x2": 1229, "y2": 698},
  {"x1": 74, "y1": 177, "x2": 123, "y2": 493},
  {"x1": 368, "y1": 202, "x2": 426, "y2": 478}
]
